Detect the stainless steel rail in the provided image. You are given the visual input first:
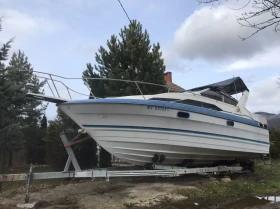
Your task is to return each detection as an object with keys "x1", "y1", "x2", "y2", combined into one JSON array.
[{"x1": 23, "y1": 70, "x2": 171, "y2": 100}]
